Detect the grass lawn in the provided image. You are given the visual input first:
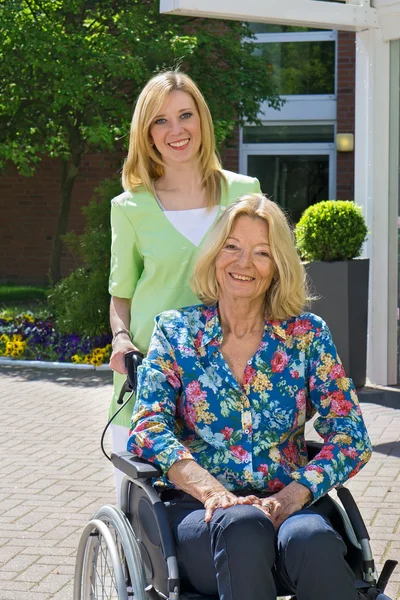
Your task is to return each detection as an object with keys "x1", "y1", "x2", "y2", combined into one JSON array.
[{"x1": 0, "y1": 285, "x2": 51, "y2": 319}]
